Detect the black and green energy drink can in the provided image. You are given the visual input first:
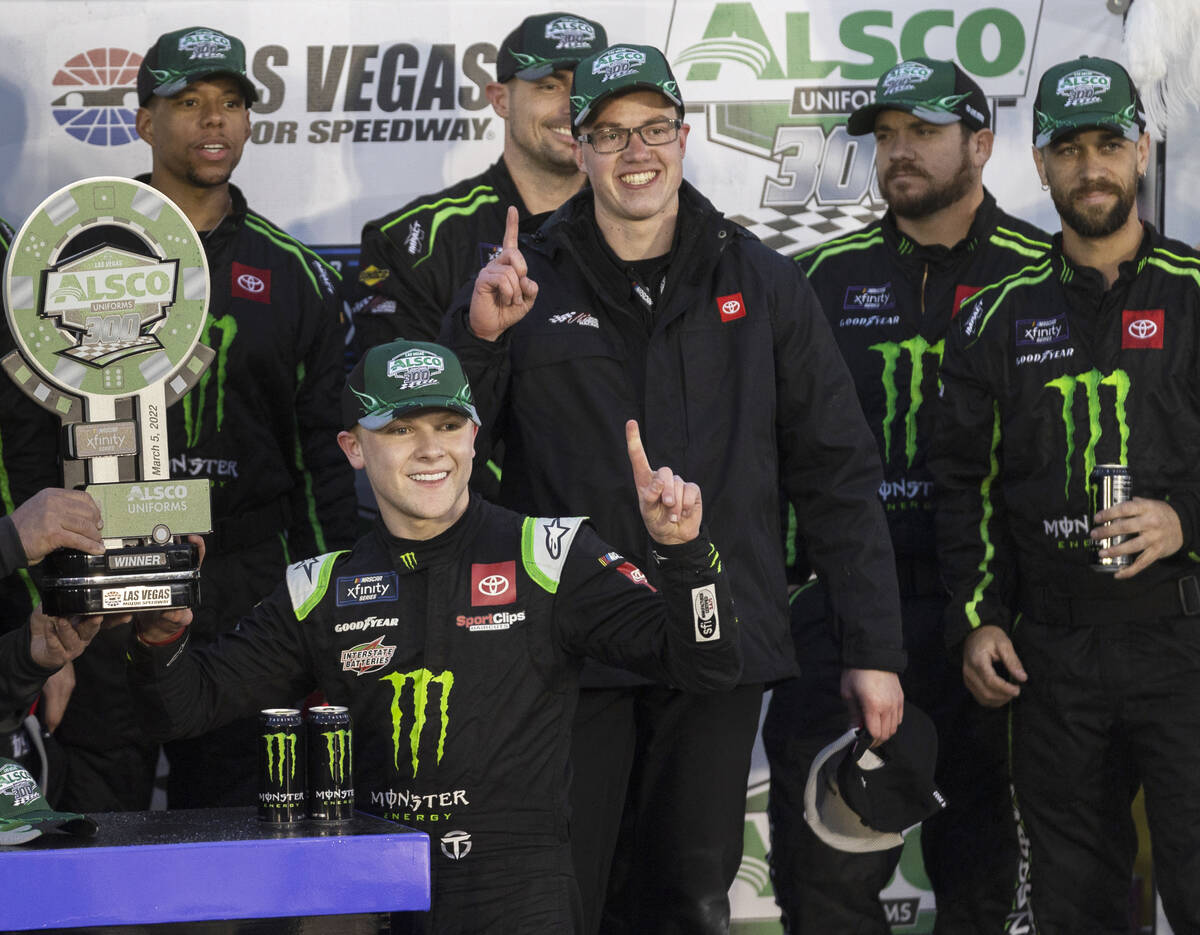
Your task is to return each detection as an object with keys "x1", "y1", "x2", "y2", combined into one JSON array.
[
  {"x1": 258, "y1": 708, "x2": 305, "y2": 822},
  {"x1": 307, "y1": 705, "x2": 354, "y2": 821}
]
